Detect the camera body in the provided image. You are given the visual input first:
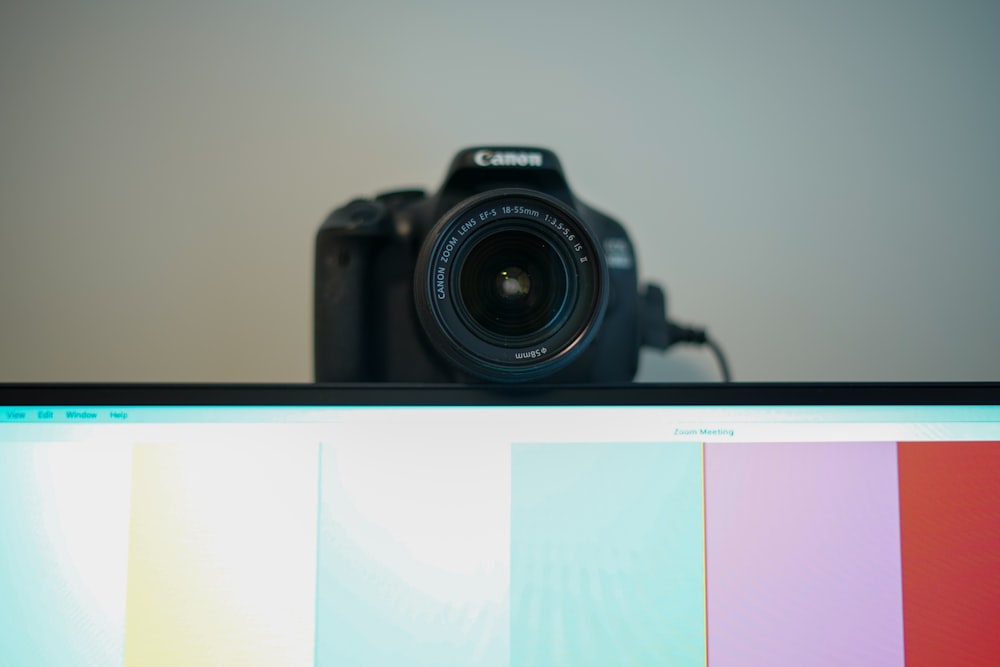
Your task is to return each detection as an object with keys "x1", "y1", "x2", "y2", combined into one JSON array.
[{"x1": 315, "y1": 146, "x2": 655, "y2": 383}]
